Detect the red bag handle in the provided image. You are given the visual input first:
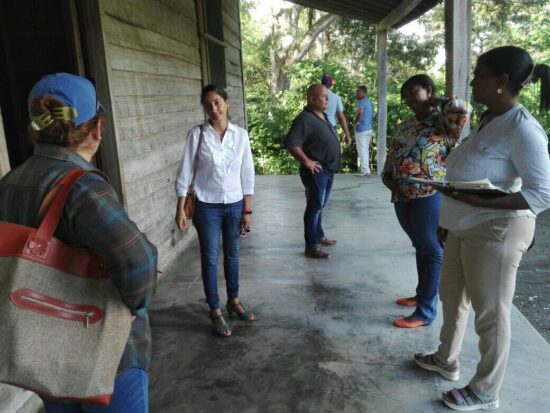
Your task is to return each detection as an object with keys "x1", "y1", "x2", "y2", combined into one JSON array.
[{"x1": 34, "y1": 169, "x2": 107, "y2": 241}]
